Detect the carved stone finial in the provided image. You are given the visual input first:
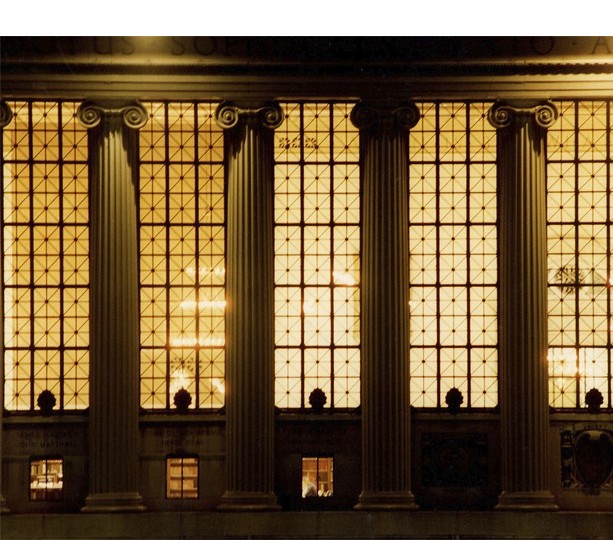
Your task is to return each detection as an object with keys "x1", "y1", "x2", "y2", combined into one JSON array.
[
  {"x1": 308, "y1": 387, "x2": 327, "y2": 414},
  {"x1": 585, "y1": 388, "x2": 604, "y2": 413},
  {"x1": 488, "y1": 100, "x2": 558, "y2": 129},
  {"x1": 0, "y1": 101, "x2": 14, "y2": 128},
  {"x1": 37, "y1": 389, "x2": 57, "y2": 415},
  {"x1": 77, "y1": 101, "x2": 148, "y2": 130},
  {"x1": 444, "y1": 387, "x2": 464, "y2": 415},
  {"x1": 350, "y1": 102, "x2": 420, "y2": 131},
  {"x1": 215, "y1": 101, "x2": 283, "y2": 130},
  {"x1": 173, "y1": 388, "x2": 192, "y2": 413}
]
